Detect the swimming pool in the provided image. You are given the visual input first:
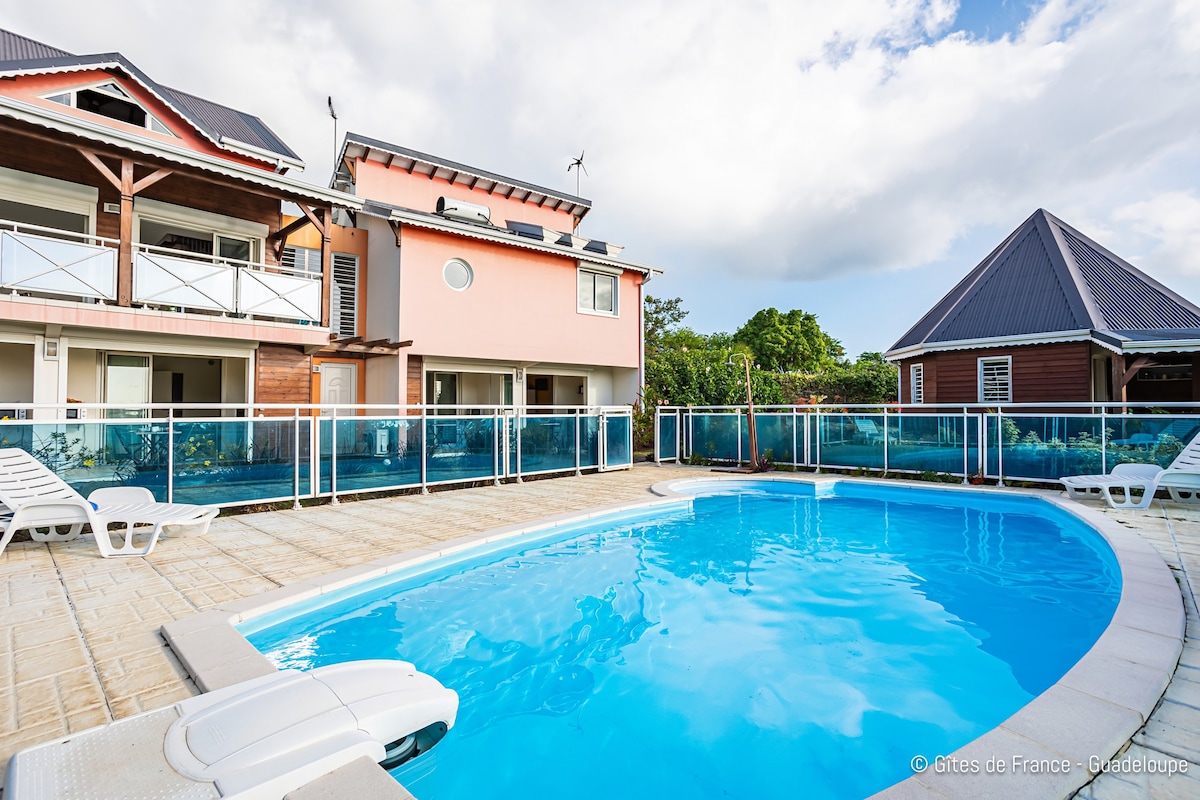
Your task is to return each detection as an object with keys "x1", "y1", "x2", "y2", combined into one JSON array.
[{"x1": 241, "y1": 479, "x2": 1122, "y2": 799}]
